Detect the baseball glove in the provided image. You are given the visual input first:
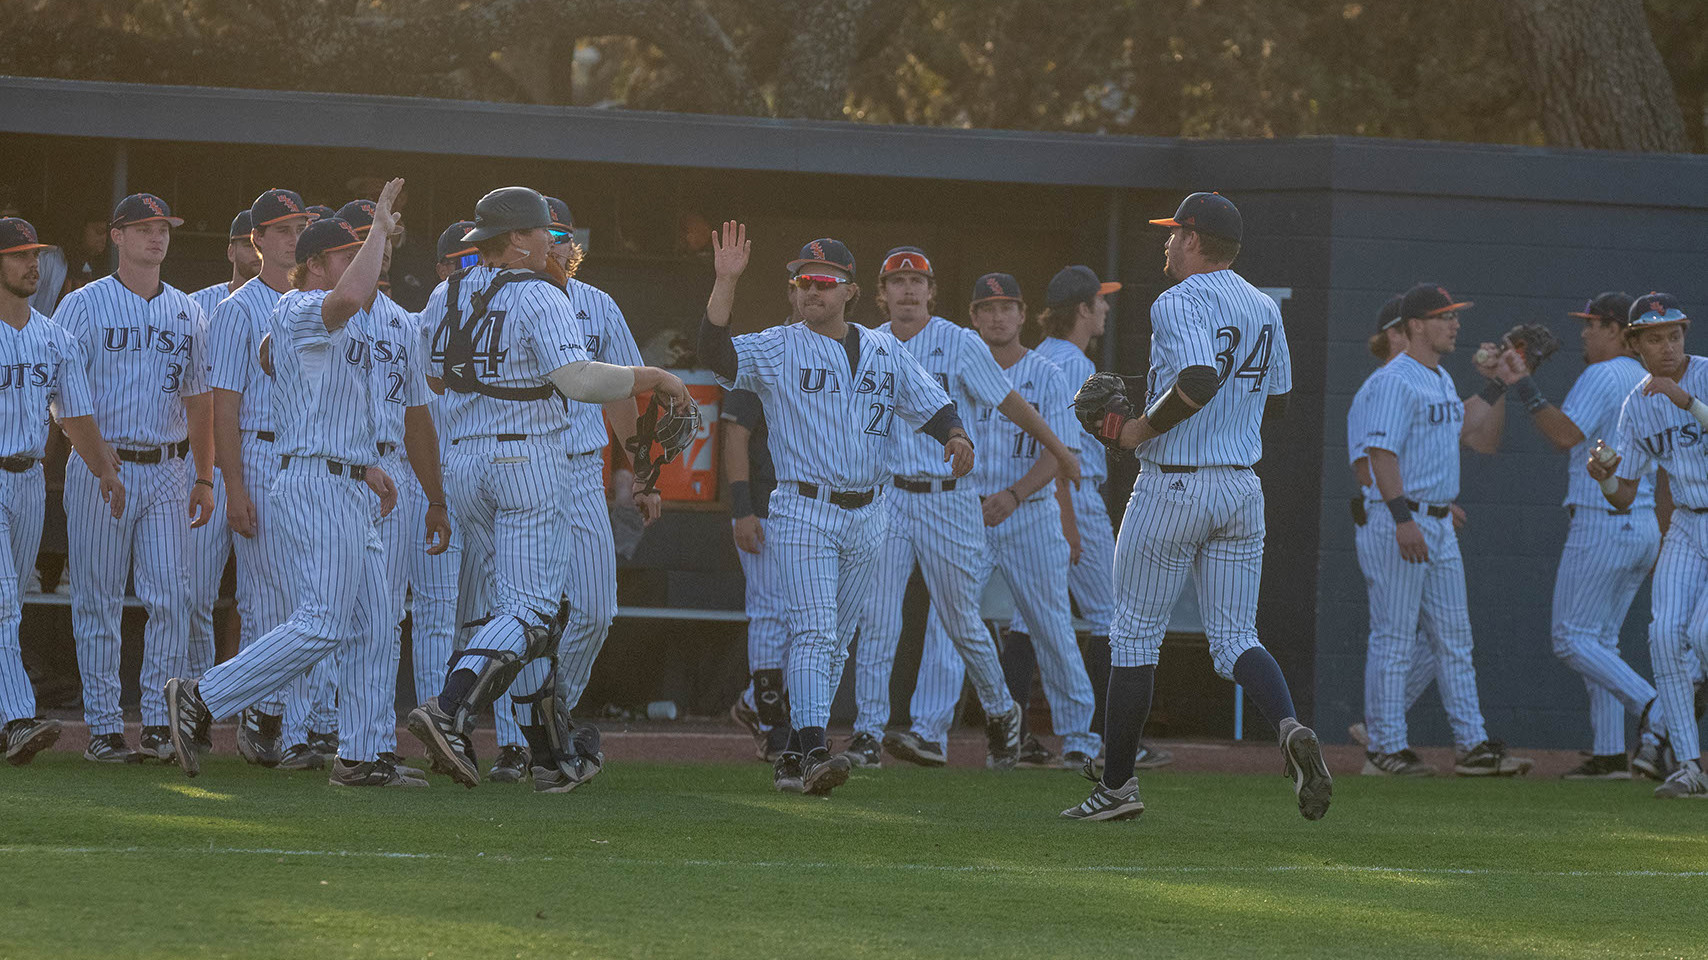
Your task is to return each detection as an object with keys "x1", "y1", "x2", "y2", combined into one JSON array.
[
  {"x1": 1074, "y1": 372, "x2": 1135, "y2": 453},
  {"x1": 1500, "y1": 323, "x2": 1560, "y2": 373},
  {"x1": 626, "y1": 396, "x2": 703, "y2": 495}
]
